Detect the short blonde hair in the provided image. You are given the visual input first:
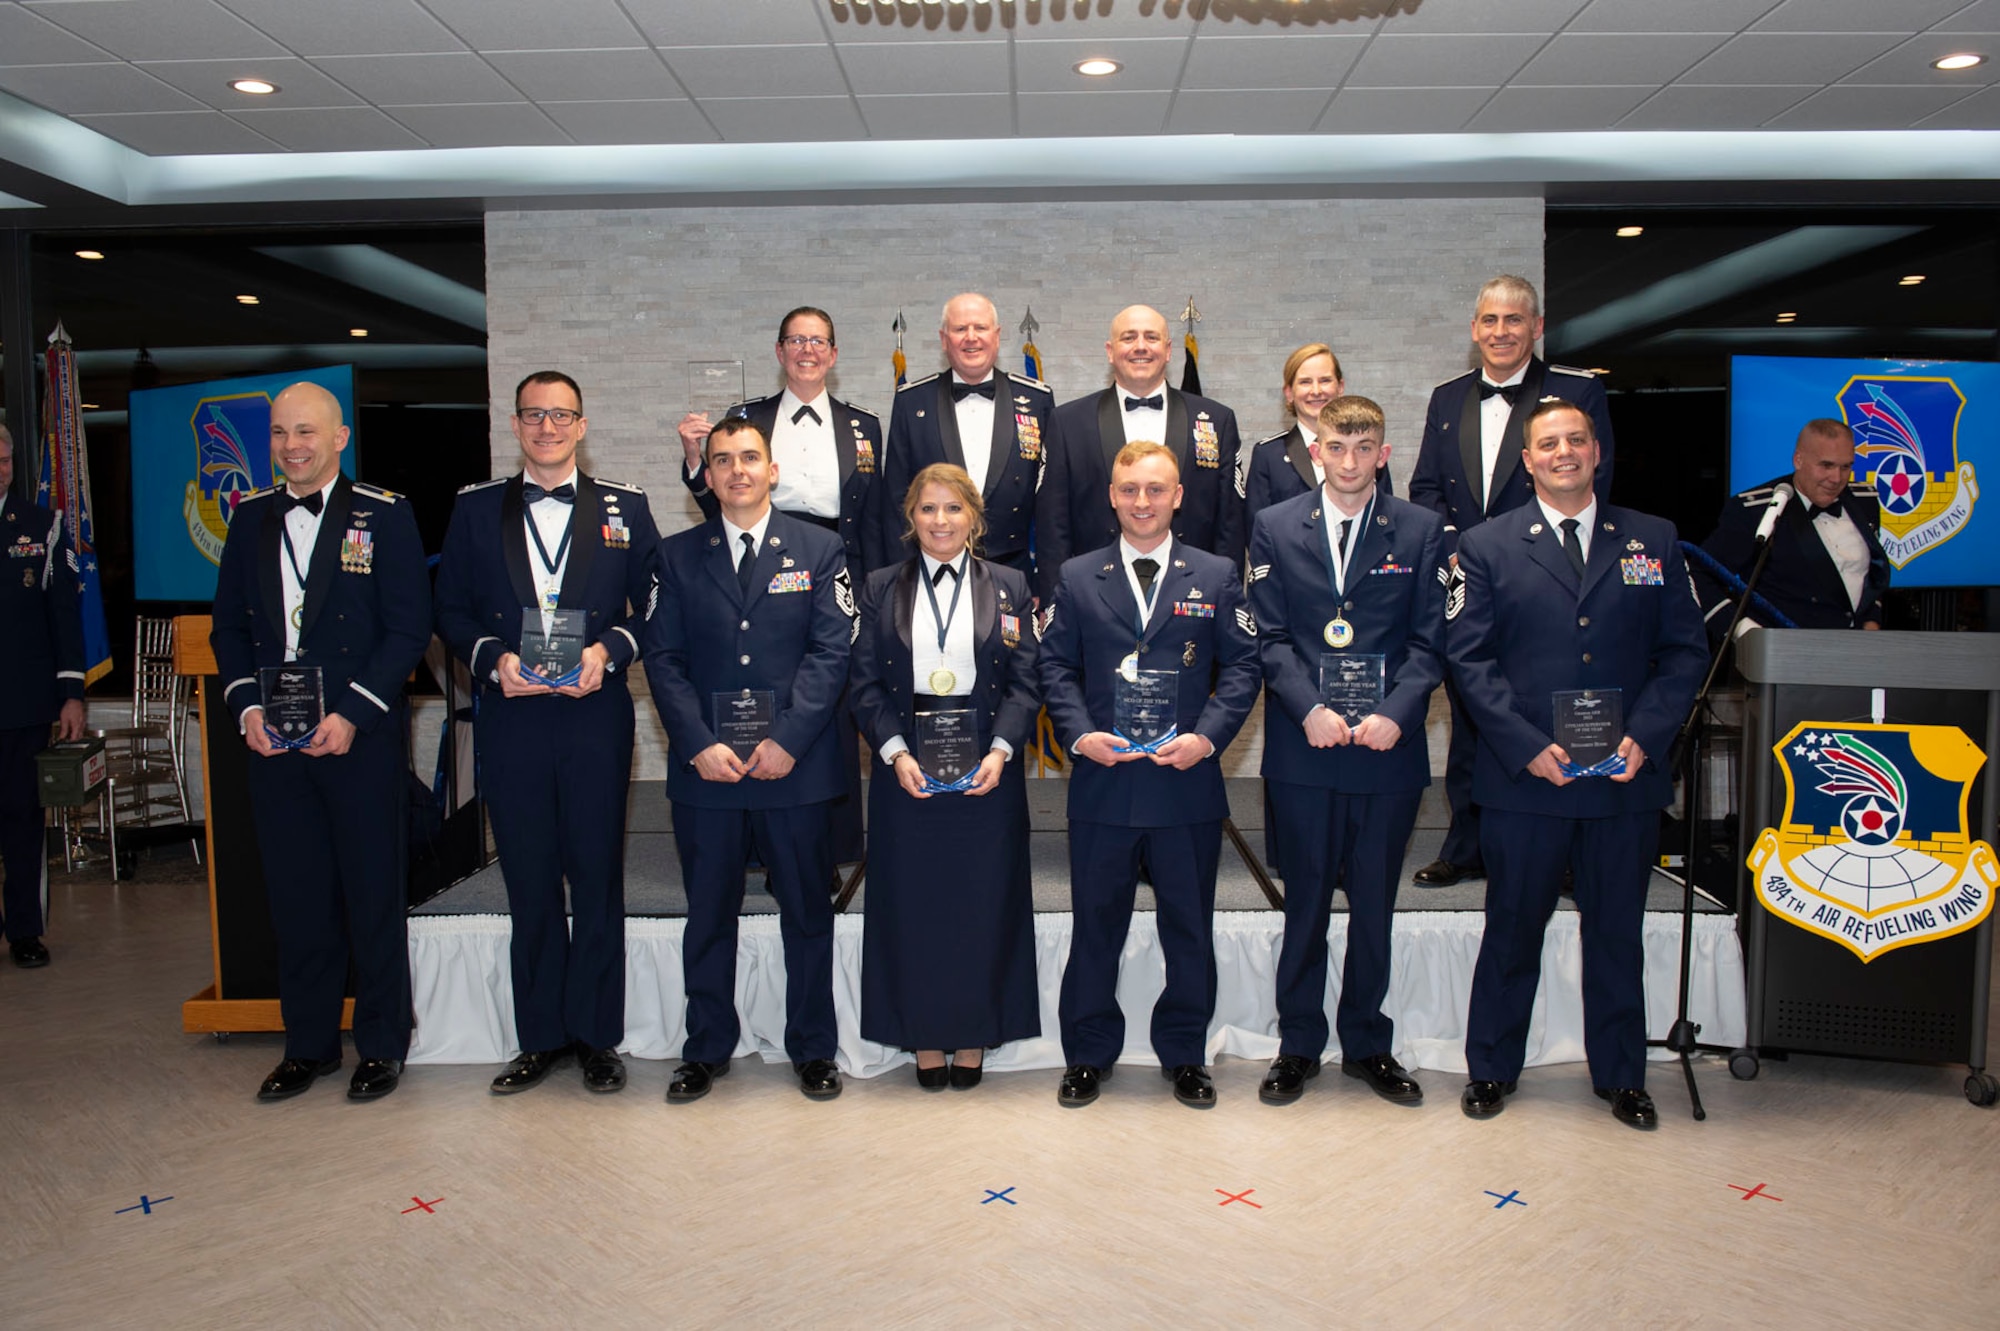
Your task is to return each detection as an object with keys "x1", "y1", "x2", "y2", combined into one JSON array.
[
  {"x1": 1316, "y1": 395, "x2": 1385, "y2": 441},
  {"x1": 1112, "y1": 439, "x2": 1180, "y2": 479},
  {"x1": 900, "y1": 462, "x2": 988, "y2": 554}
]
